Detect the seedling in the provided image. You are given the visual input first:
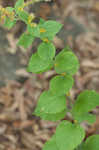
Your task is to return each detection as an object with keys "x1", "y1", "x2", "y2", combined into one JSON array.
[{"x1": 0, "y1": 0, "x2": 99, "y2": 150}]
